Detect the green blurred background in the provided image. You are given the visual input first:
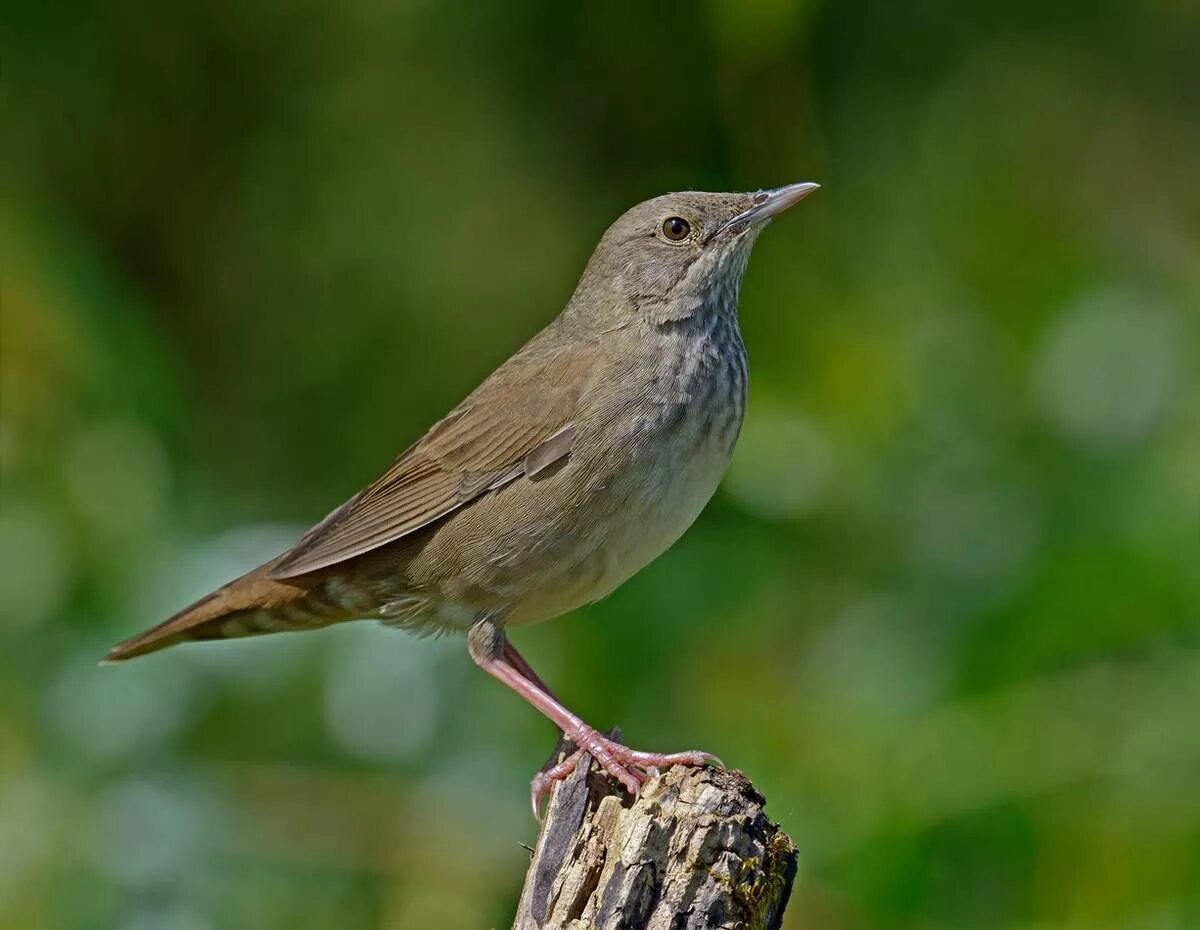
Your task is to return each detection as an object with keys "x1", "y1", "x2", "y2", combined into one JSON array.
[{"x1": 3, "y1": 1, "x2": 1199, "y2": 928}]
